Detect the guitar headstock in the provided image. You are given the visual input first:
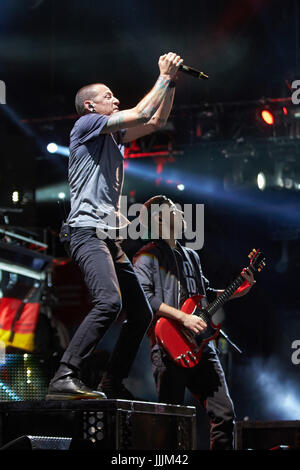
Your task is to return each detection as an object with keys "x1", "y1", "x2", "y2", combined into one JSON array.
[{"x1": 248, "y1": 248, "x2": 266, "y2": 272}]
